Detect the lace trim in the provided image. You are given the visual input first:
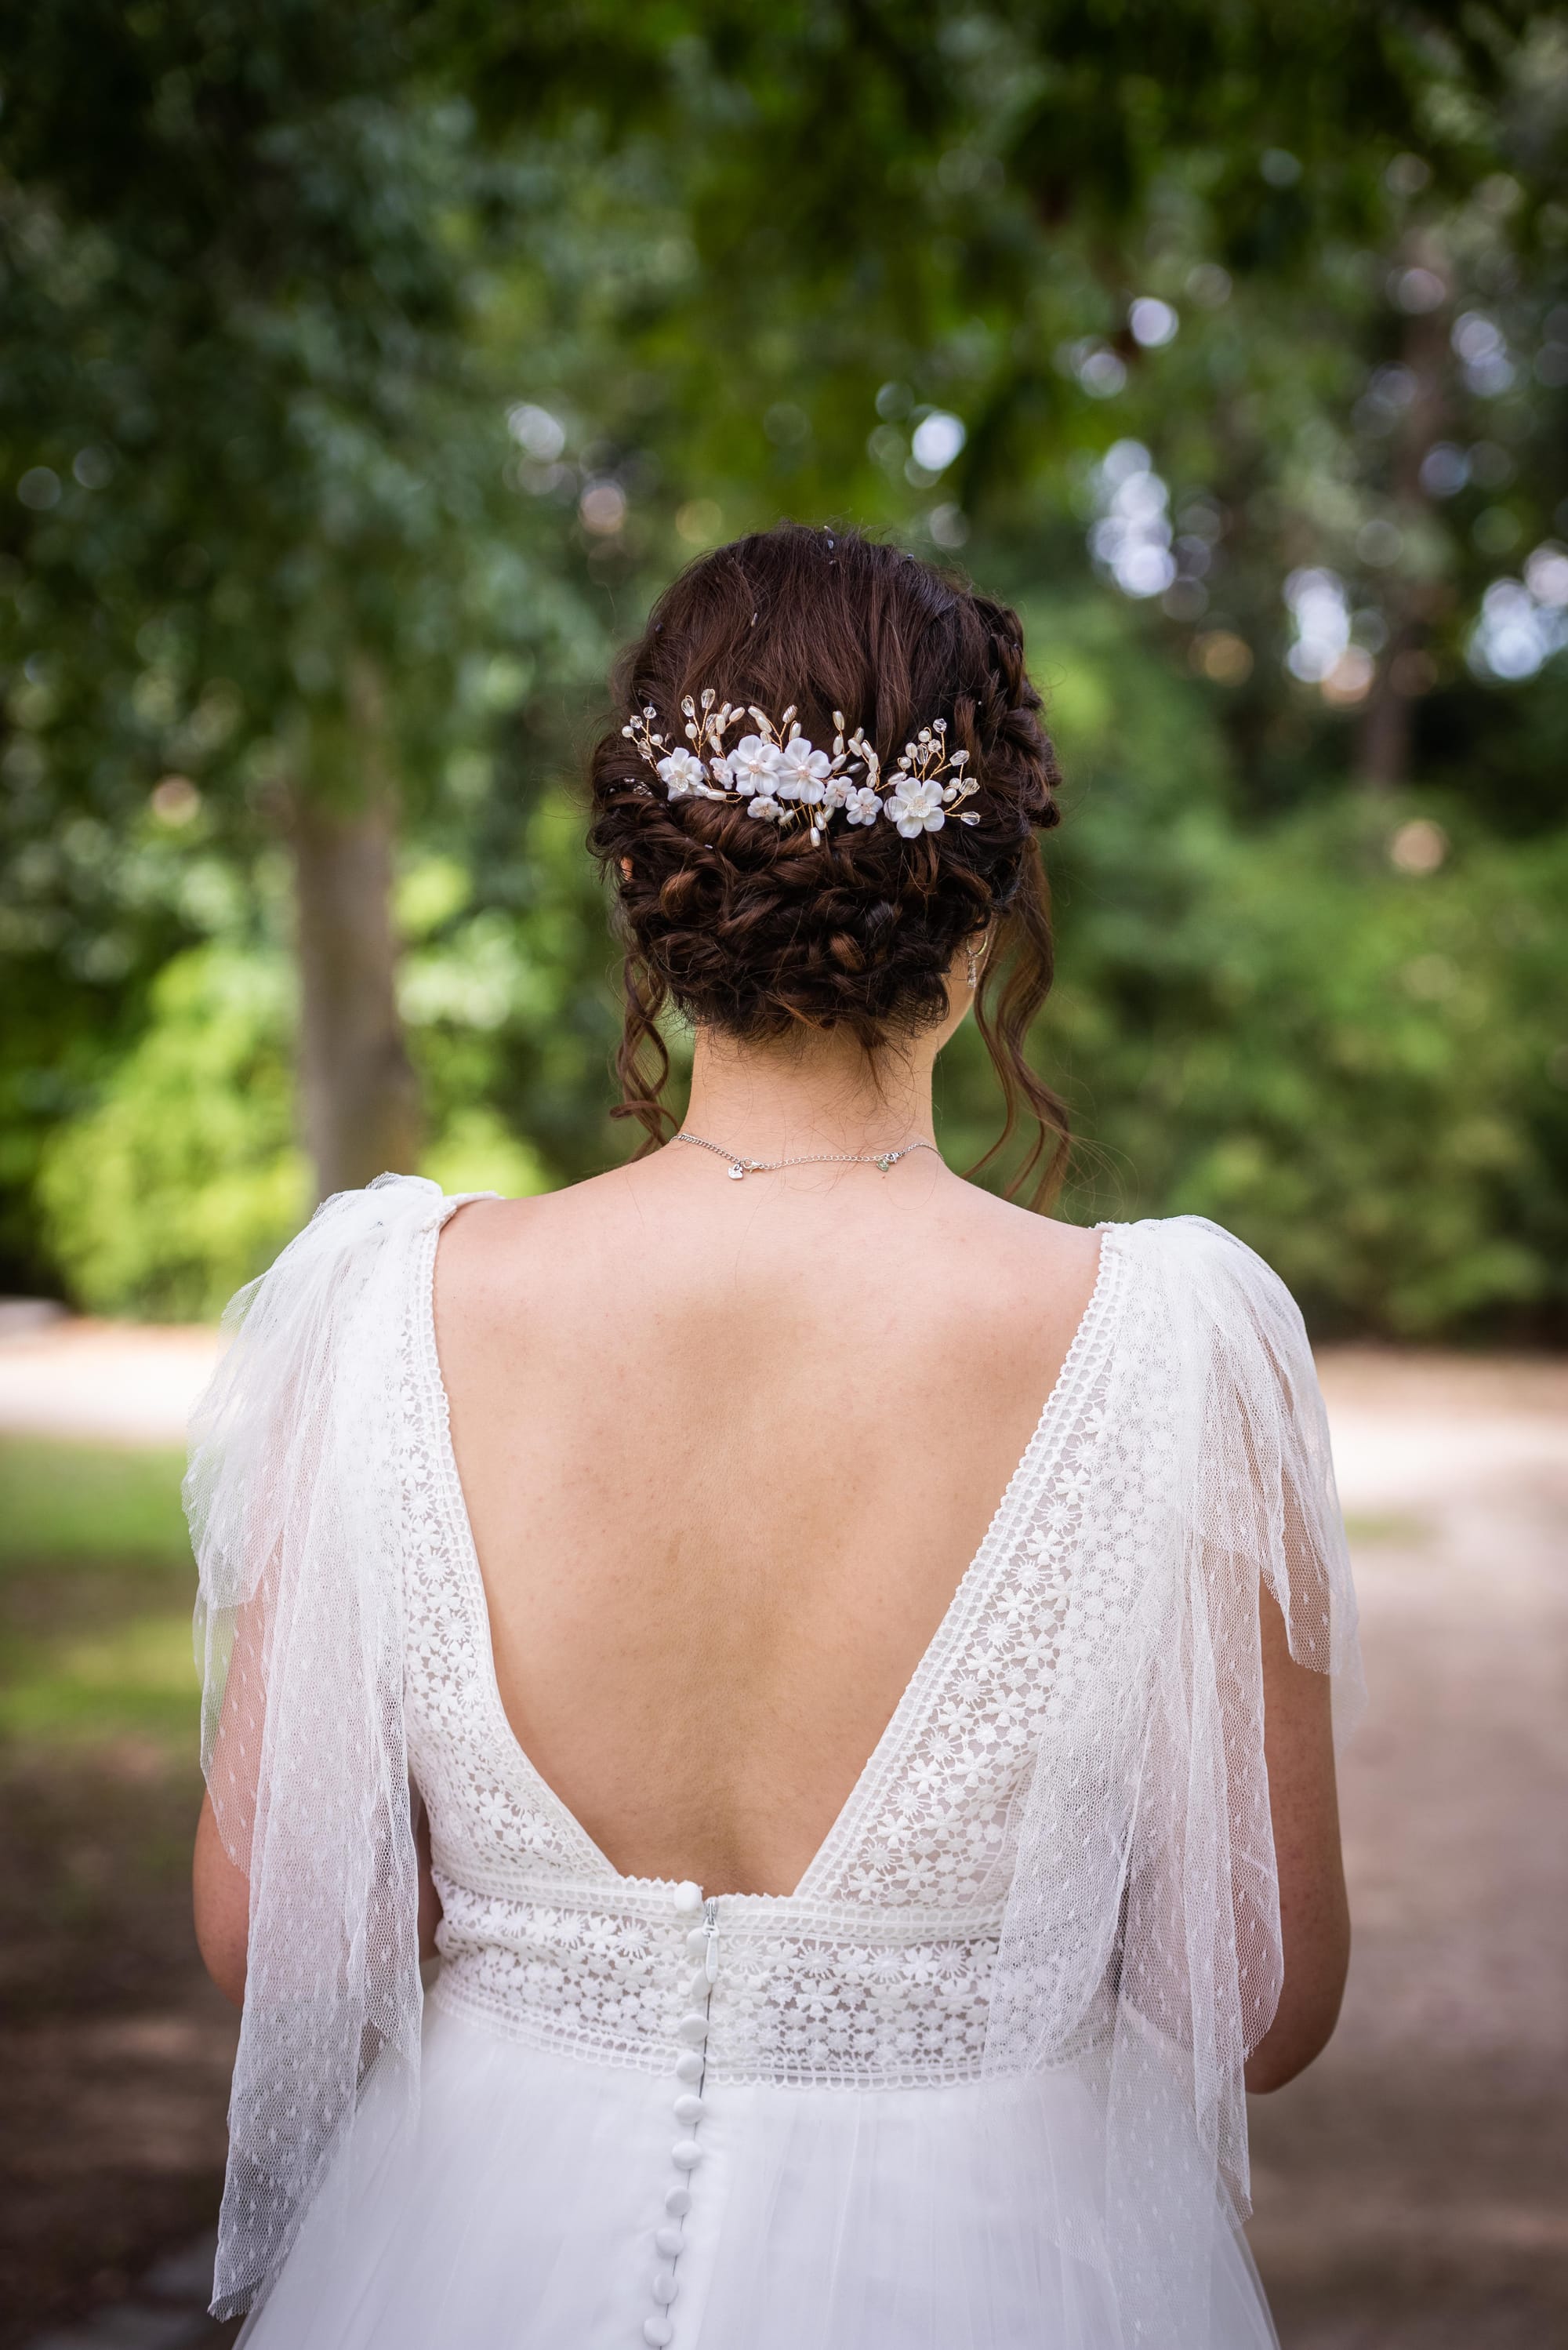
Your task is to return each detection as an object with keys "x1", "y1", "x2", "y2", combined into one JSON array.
[
  {"x1": 403, "y1": 1211, "x2": 604, "y2": 1880},
  {"x1": 430, "y1": 1872, "x2": 1009, "y2": 2087},
  {"x1": 801, "y1": 1229, "x2": 1127, "y2": 1909}
]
